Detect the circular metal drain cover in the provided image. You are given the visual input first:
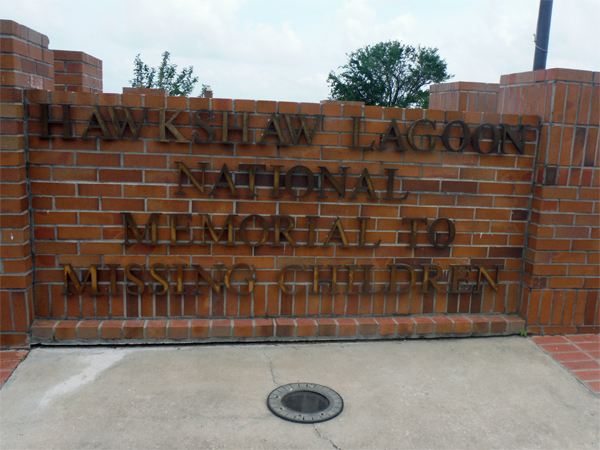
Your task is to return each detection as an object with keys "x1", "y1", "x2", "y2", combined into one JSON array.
[{"x1": 267, "y1": 383, "x2": 343, "y2": 423}]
